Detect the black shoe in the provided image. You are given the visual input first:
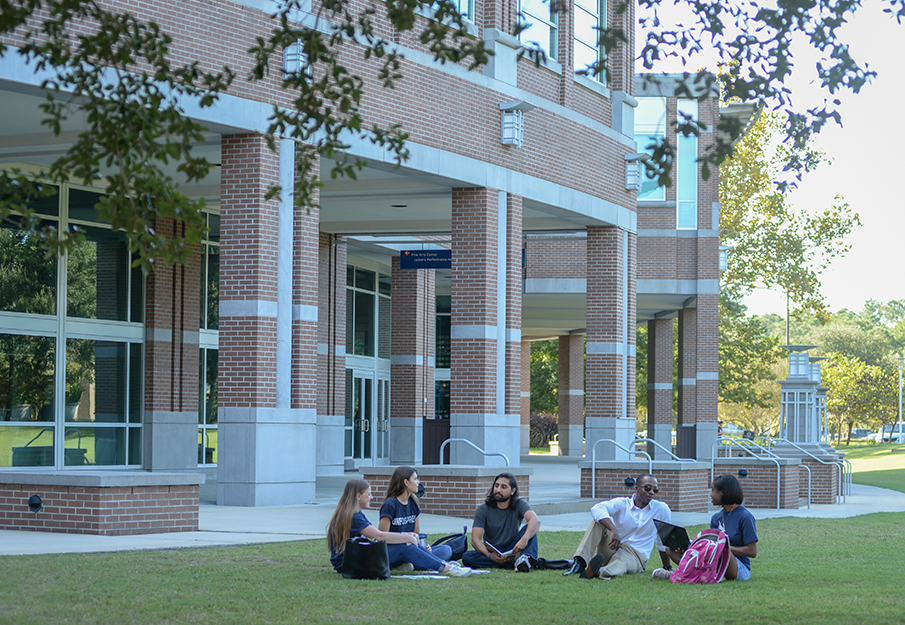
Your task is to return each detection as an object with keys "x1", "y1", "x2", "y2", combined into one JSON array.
[
  {"x1": 563, "y1": 557, "x2": 586, "y2": 577},
  {"x1": 586, "y1": 554, "x2": 606, "y2": 579}
]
